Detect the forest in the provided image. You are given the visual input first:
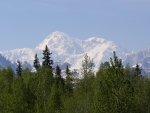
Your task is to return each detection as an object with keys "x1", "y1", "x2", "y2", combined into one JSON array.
[{"x1": 0, "y1": 45, "x2": 150, "y2": 113}]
